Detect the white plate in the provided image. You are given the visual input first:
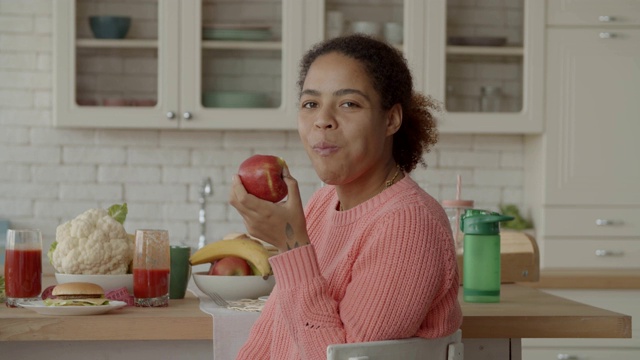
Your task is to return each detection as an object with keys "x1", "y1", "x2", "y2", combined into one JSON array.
[
  {"x1": 17, "y1": 300, "x2": 127, "y2": 316},
  {"x1": 202, "y1": 23, "x2": 271, "y2": 31}
]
